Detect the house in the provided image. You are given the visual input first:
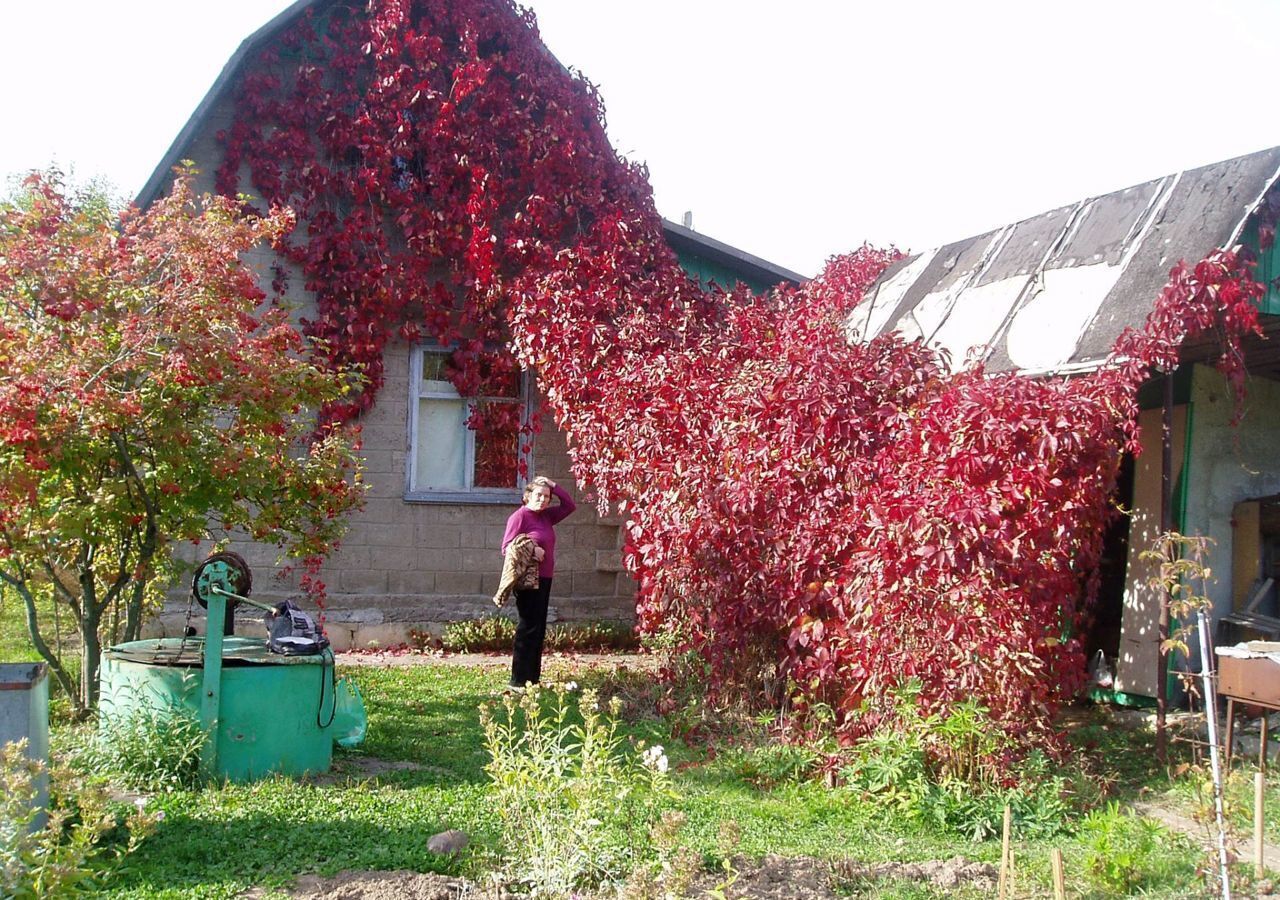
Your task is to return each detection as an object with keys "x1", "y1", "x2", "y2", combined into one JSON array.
[
  {"x1": 853, "y1": 145, "x2": 1280, "y2": 701},
  {"x1": 137, "y1": 0, "x2": 802, "y2": 648}
]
